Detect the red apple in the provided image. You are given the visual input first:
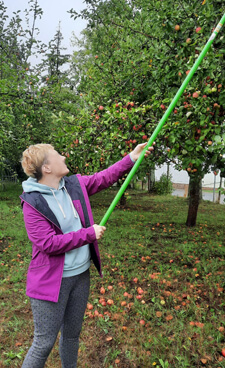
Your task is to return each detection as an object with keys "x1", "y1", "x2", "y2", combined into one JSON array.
[
  {"x1": 186, "y1": 38, "x2": 191, "y2": 44},
  {"x1": 99, "y1": 105, "x2": 104, "y2": 110},
  {"x1": 137, "y1": 287, "x2": 144, "y2": 295},
  {"x1": 196, "y1": 27, "x2": 202, "y2": 33},
  {"x1": 100, "y1": 287, "x2": 105, "y2": 294},
  {"x1": 175, "y1": 25, "x2": 180, "y2": 31},
  {"x1": 136, "y1": 295, "x2": 143, "y2": 300},
  {"x1": 222, "y1": 348, "x2": 225, "y2": 357},
  {"x1": 94, "y1": 310, "x2": 99, "y2": 317},
  {"x1": 192, "y1": 92, "x2": 199, "y2": 98},
  {"x1": 160, "y1": 104, "x2": 166, "y2": 110},
  {"x1": 142, "y1": 135, "x2": 147, "y2": 140},
  {"x1": 87, "y1": 303, "x2": 93, "y2": 310}
]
